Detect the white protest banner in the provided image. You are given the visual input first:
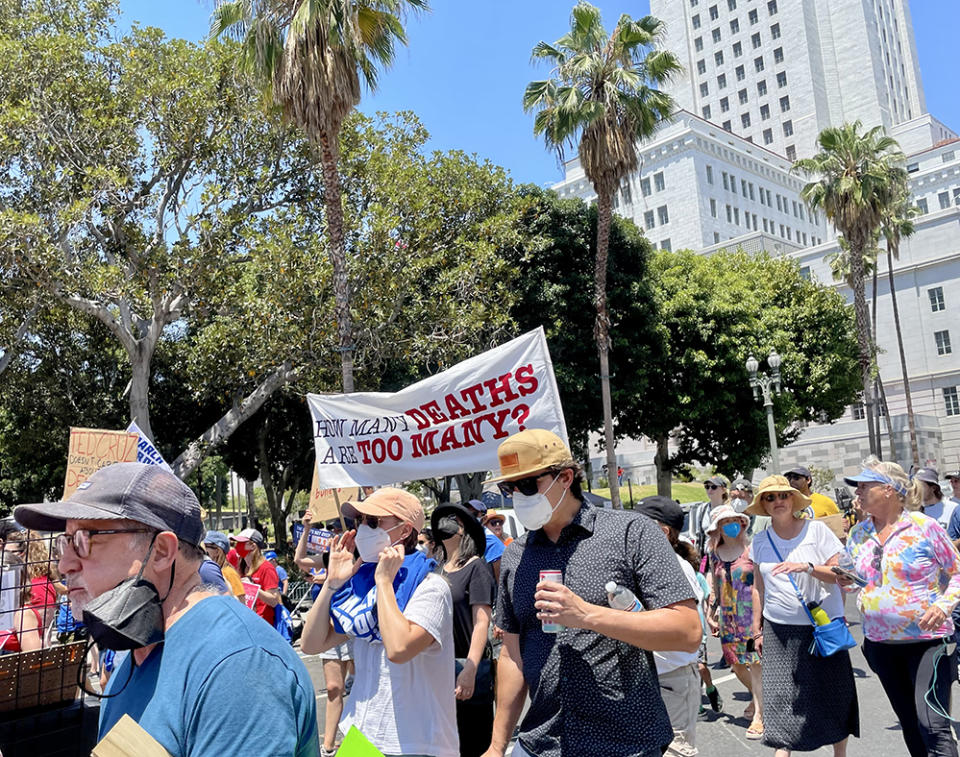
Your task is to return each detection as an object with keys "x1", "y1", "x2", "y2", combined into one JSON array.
[
  {"x1": 307, "y1": 328, "x2": 568, "y2": 487},
  {"x1": 126, "y1": 422, "x2": 173, "y2": 472}
]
